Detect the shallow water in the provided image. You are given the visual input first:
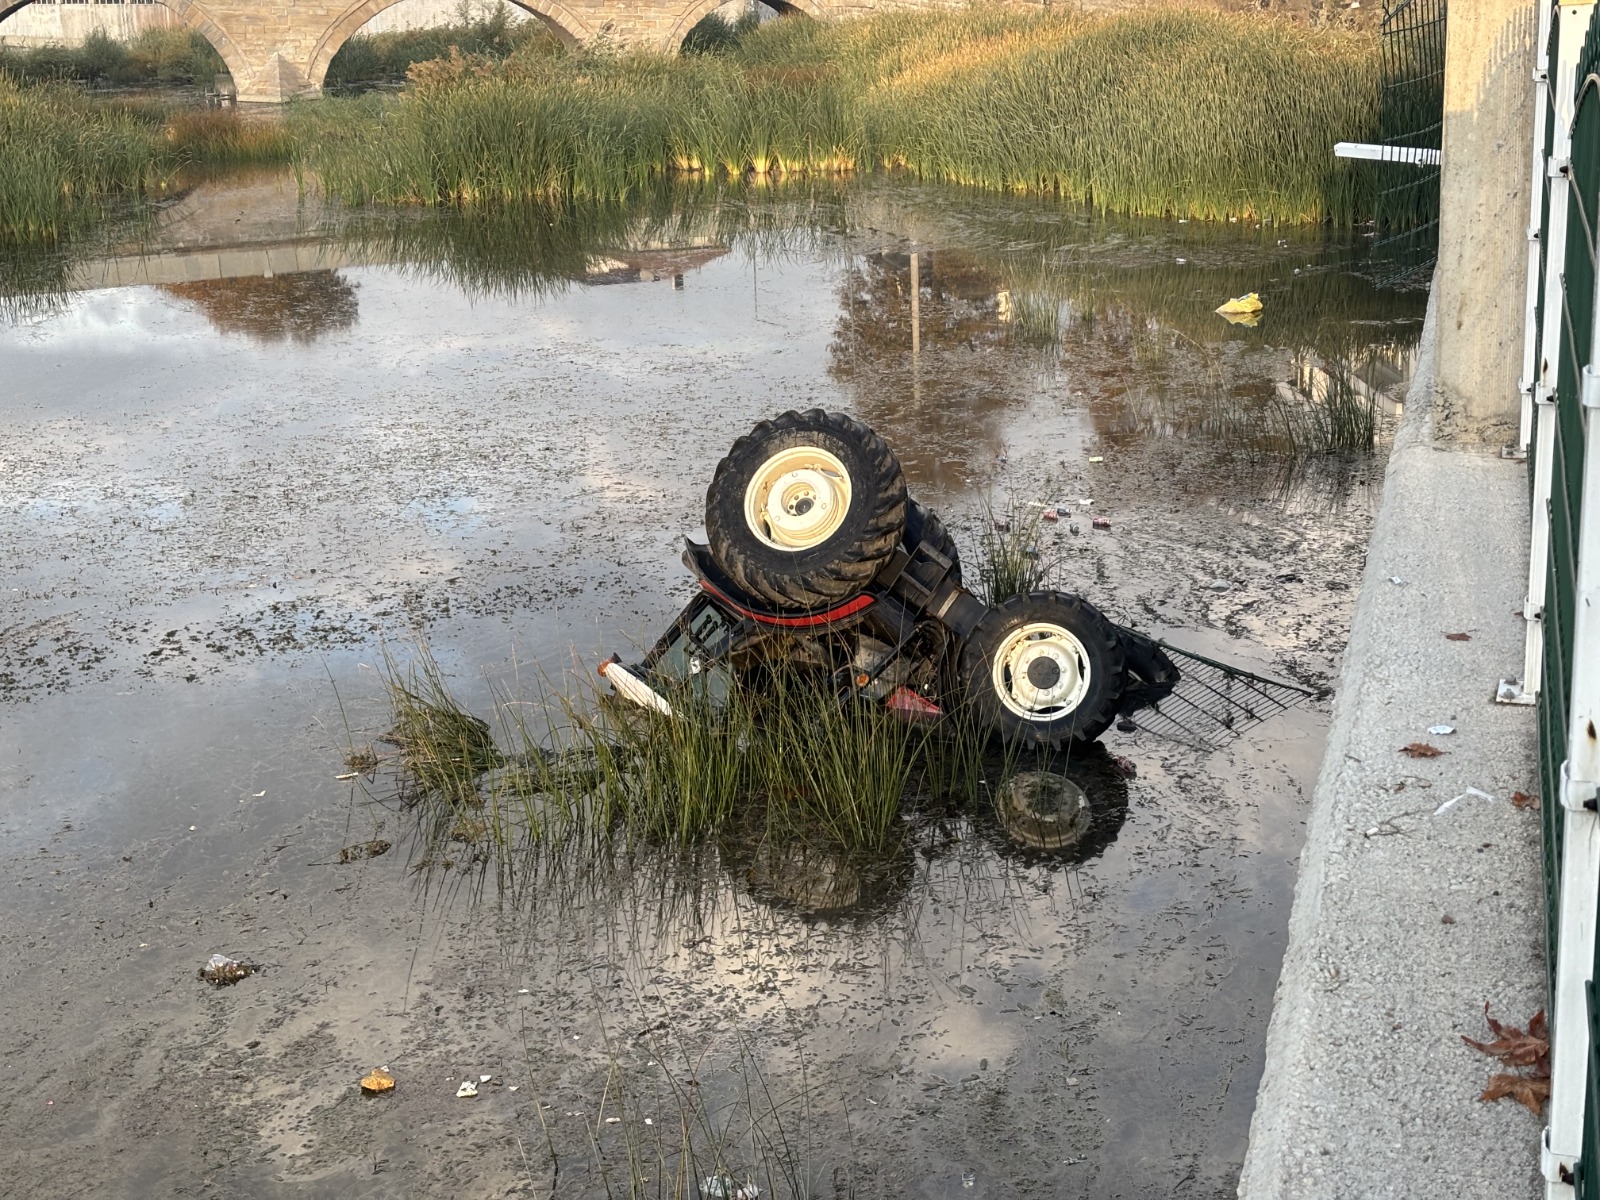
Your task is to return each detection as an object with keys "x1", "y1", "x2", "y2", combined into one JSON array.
[{"x1": 0, "y1": 171, "x2": 1424, "y2": 1197}]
